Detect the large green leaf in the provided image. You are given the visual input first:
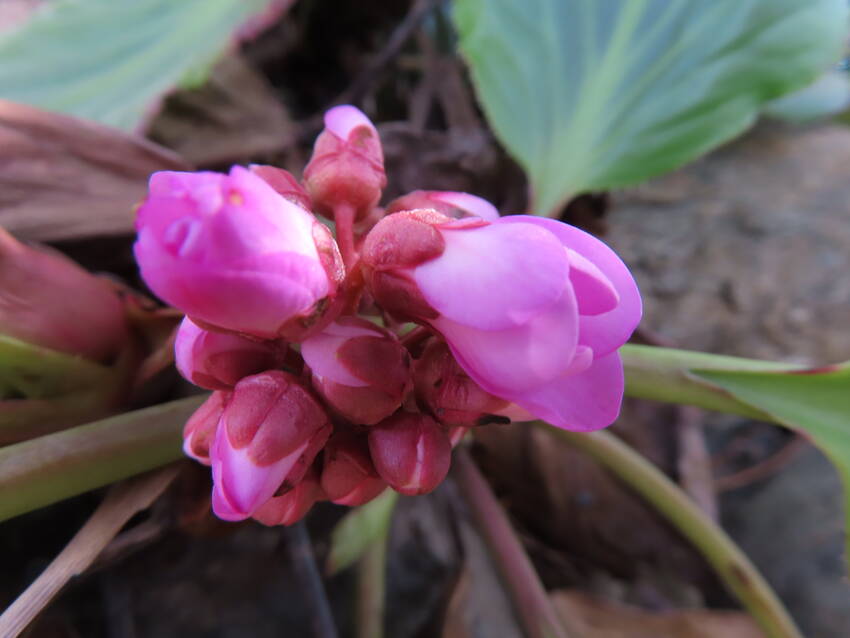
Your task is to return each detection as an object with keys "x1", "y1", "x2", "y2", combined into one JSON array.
[
  {"x1": 0, "y1": 0, "x2": 270, "y2": 130},
  {"x1": 453, "y1": 0, "x2": 848, "y2": 216}
]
